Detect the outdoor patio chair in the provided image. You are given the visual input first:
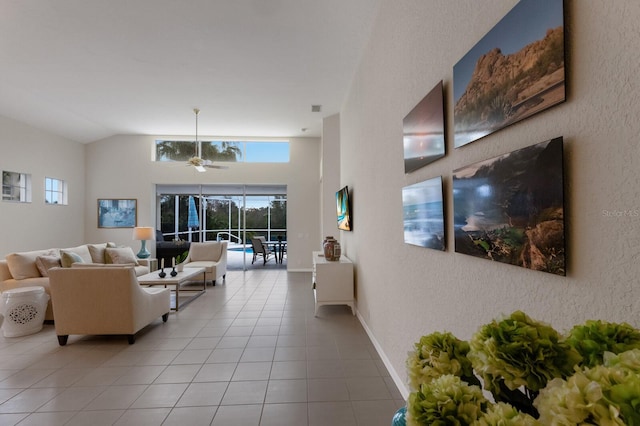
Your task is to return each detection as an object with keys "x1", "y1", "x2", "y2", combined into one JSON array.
[{"x1": 250, "y1": 237, "x2": 272, "y2": 265}]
